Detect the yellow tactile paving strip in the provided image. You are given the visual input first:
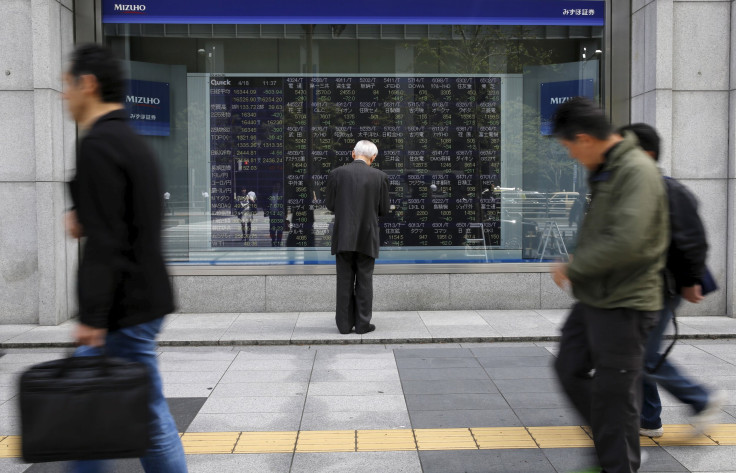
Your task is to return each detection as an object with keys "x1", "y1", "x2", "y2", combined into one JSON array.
[{"x1": 1, "y1": 424, "x2": 732, "y2": 458}]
